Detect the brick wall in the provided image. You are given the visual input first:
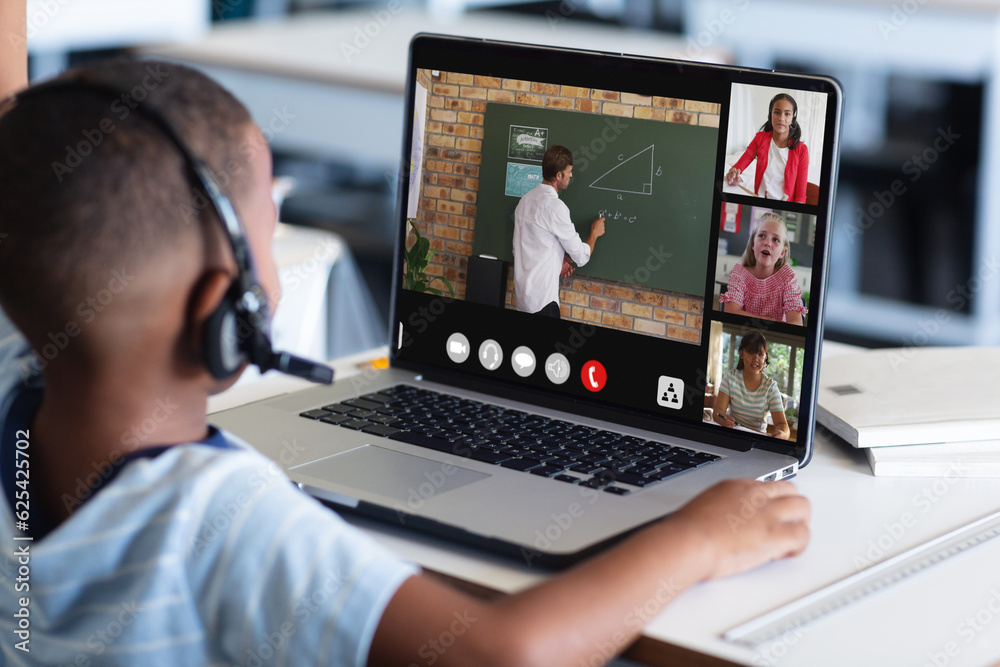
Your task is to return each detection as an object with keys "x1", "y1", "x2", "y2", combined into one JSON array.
[{"x1": 409, "y1": 69, "x2": 720, "y2": 345}]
